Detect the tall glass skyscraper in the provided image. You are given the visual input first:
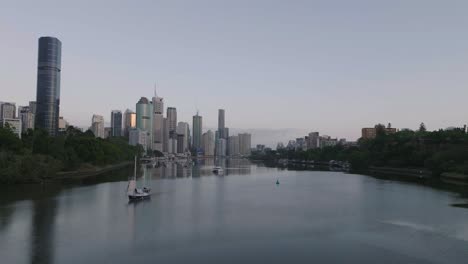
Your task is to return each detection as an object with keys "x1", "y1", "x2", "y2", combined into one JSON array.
[
  {"x1": 35, "y1": 36, "x2": 62, "y2": 136},
  {"x1": 111, "y1": 110, "x2": 122, "y2": 137},
  {"x1": 192, "y1": 112, "x2": 202, "y2": 152}
]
